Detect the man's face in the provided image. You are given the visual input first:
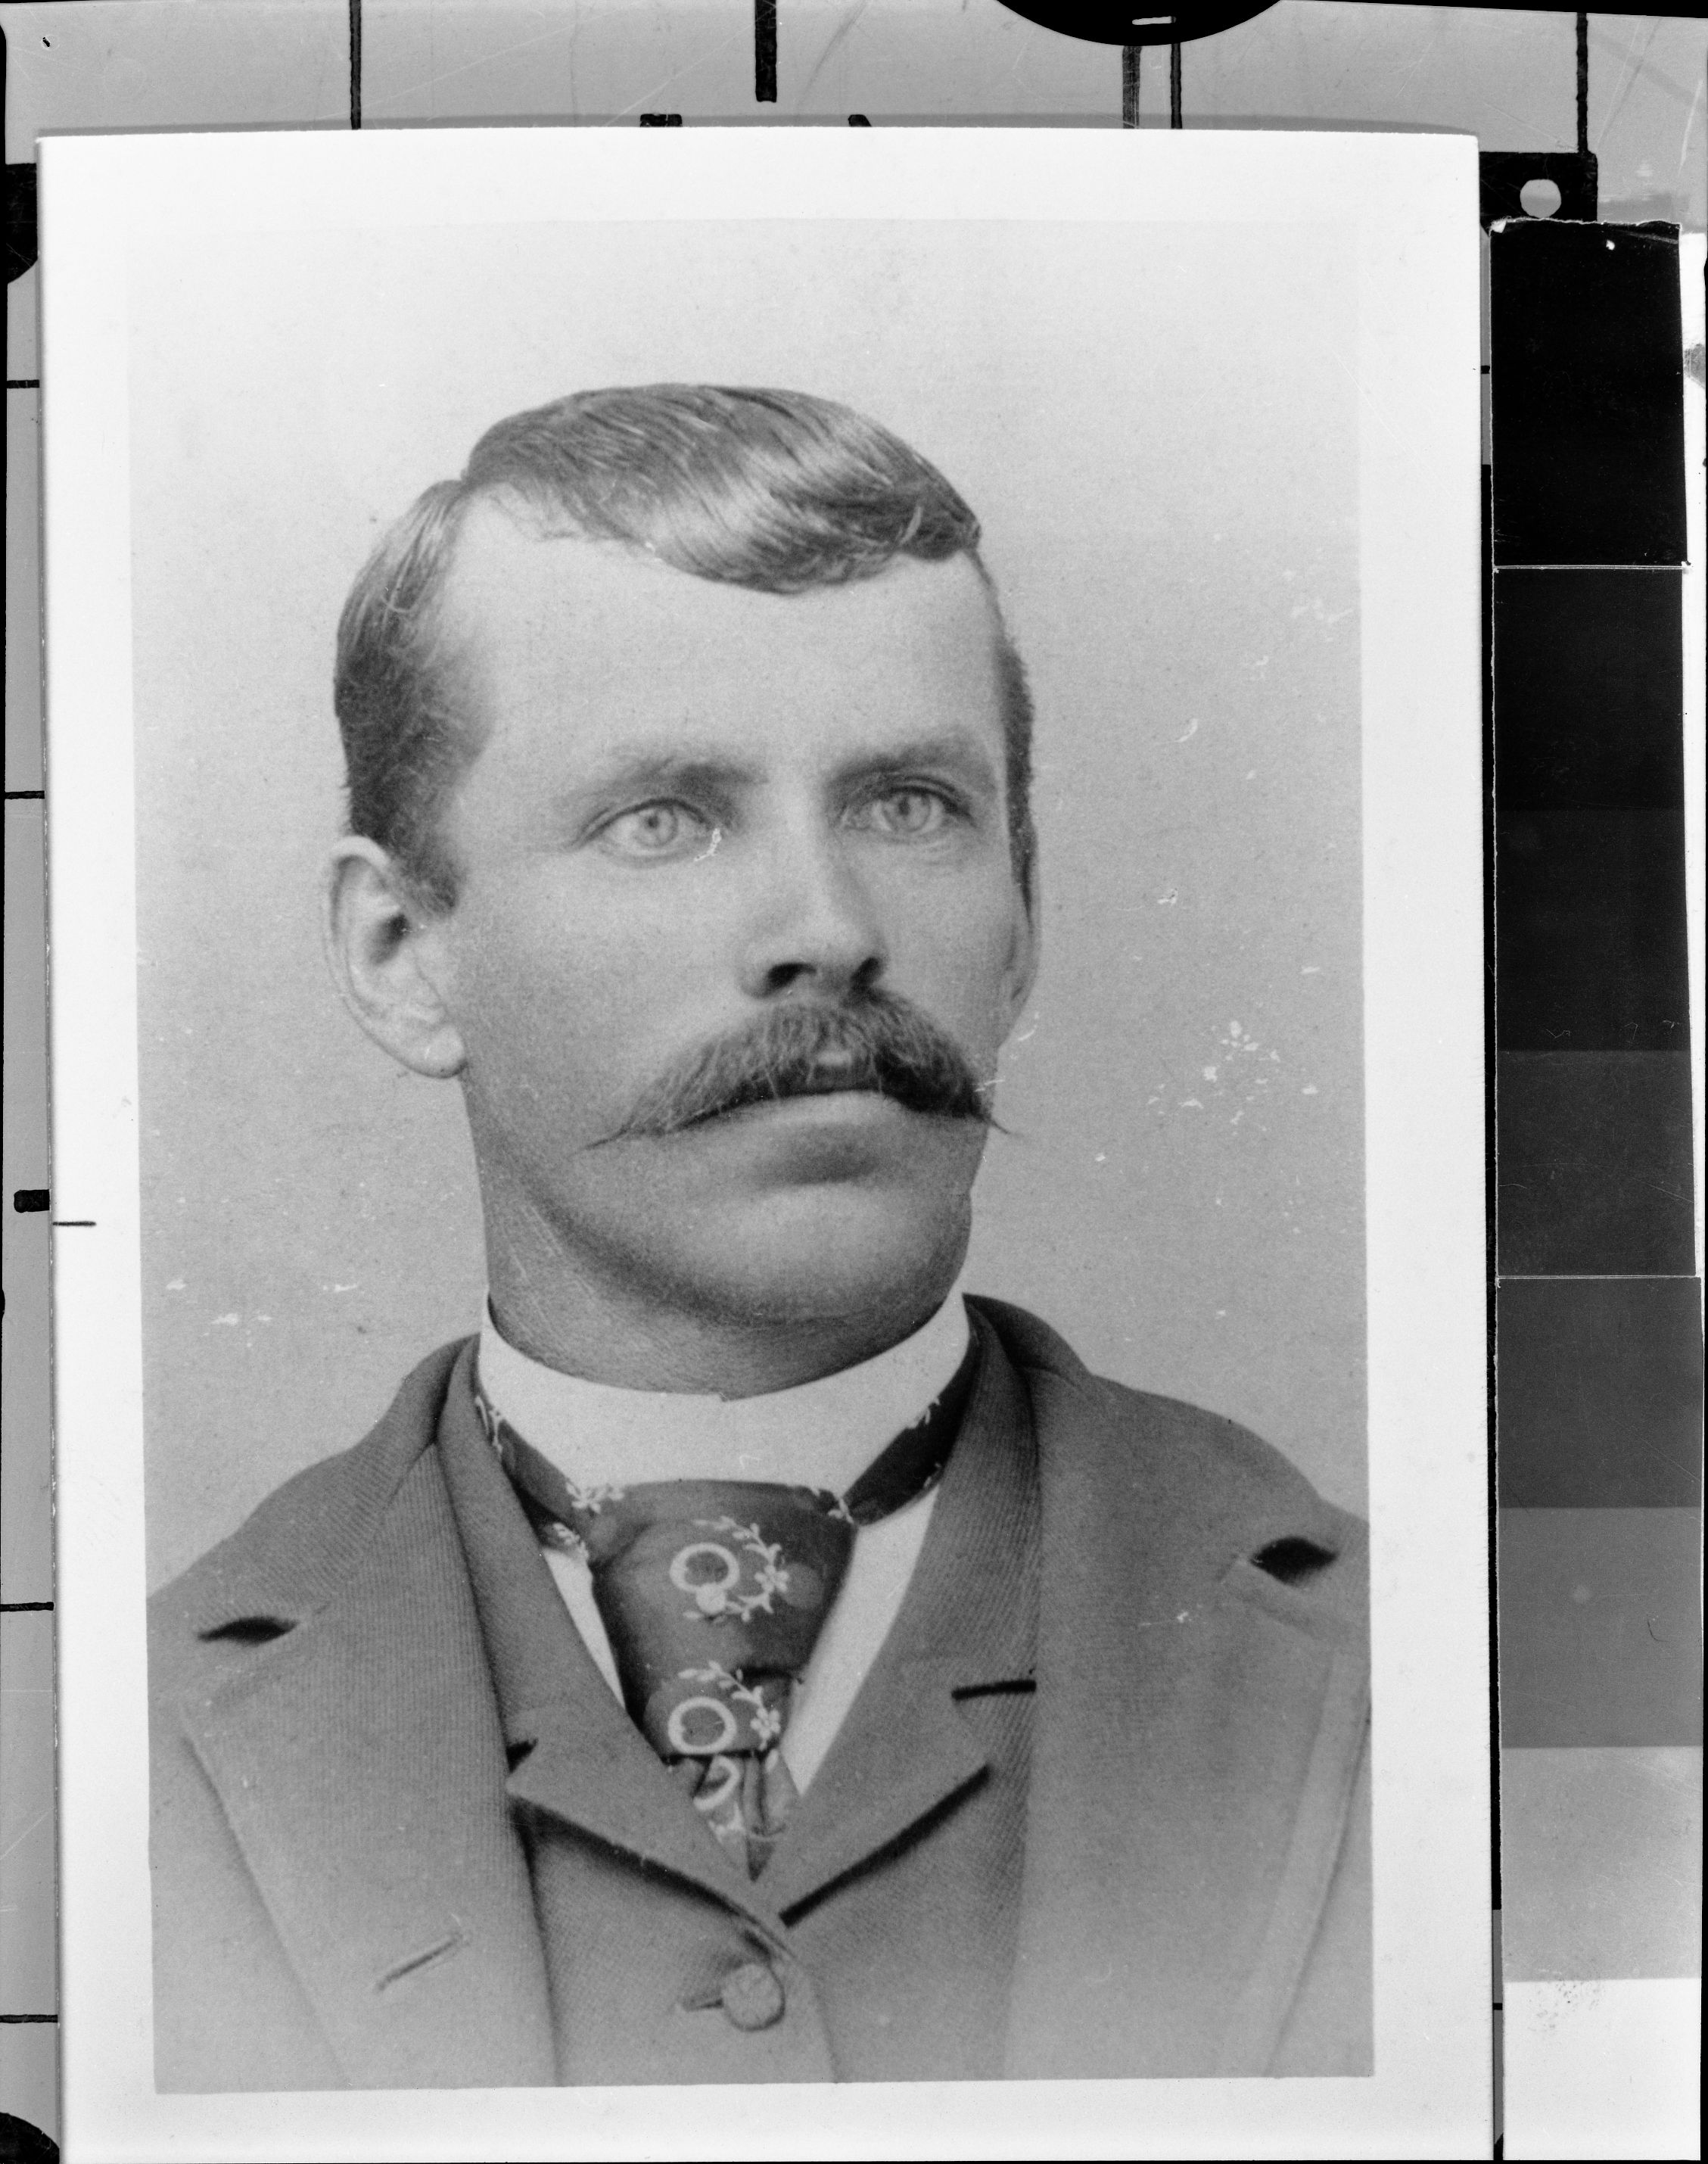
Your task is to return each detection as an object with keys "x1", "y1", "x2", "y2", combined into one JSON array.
[{"x1": 422, "y1": 504, "x2": 1037, "y2": 1332}]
